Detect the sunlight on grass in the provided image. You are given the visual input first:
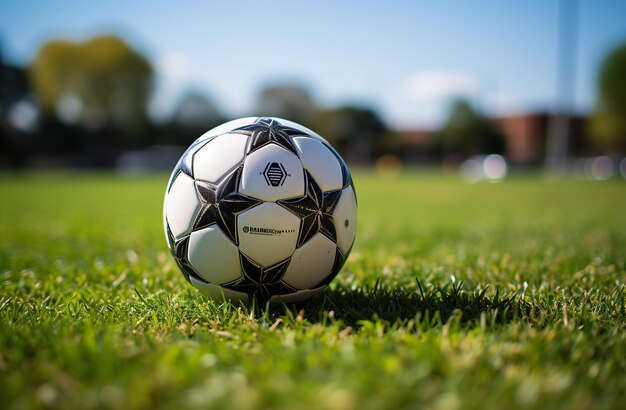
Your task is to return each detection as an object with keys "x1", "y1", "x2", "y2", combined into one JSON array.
[{"x1": 1, "y1": 171, "x2": 625, "y2": 409}]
